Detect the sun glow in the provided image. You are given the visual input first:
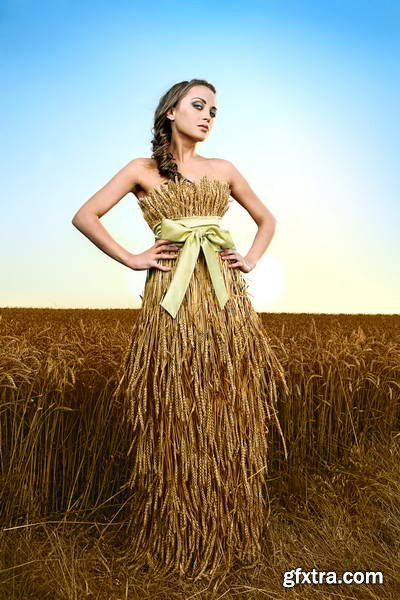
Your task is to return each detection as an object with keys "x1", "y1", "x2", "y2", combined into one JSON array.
[{"x1": 244, "y1": 253, "x2": 287, "y2": 311}]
